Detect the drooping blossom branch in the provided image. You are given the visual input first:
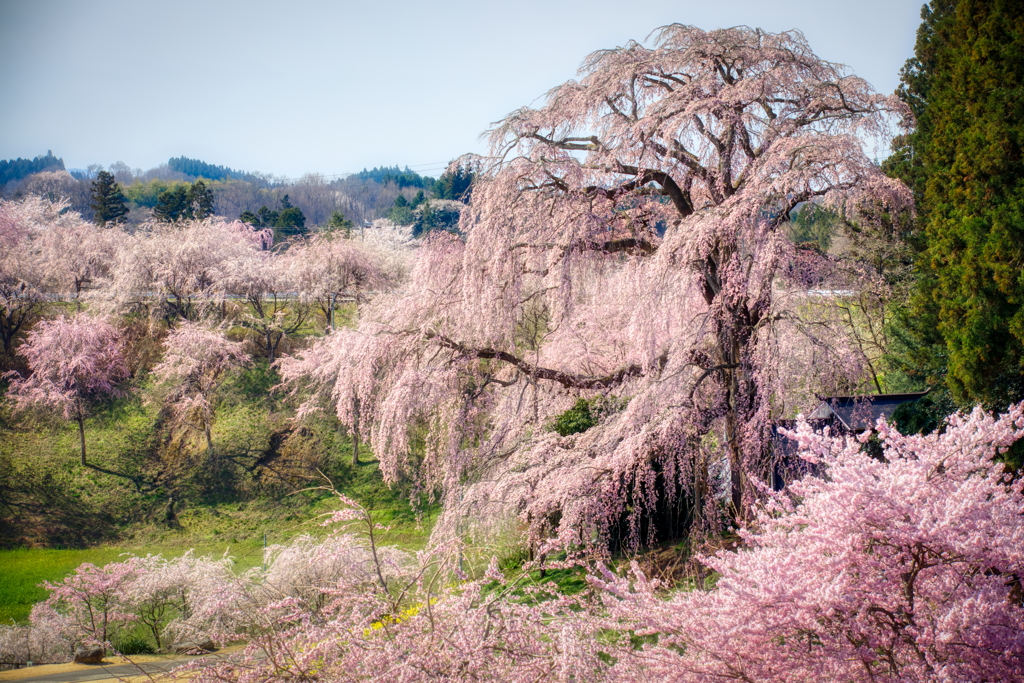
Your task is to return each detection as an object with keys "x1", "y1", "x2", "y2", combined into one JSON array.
[
  {"x1": 281, "y1": 25, "x2": 912, "y2": 552},
  {"x1": 151, "y1": 322, "x2": 251, "y2": 457},
  {"x1": 4, "y1": 313, "x2": 128, "y2": 468}
]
